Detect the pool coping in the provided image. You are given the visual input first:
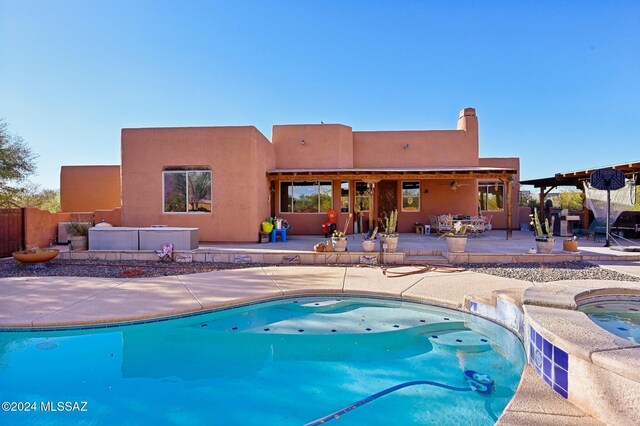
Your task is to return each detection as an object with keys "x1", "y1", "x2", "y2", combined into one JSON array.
[{"x1": 2, "y1": 265, "x2": 629, "y2": 424}]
